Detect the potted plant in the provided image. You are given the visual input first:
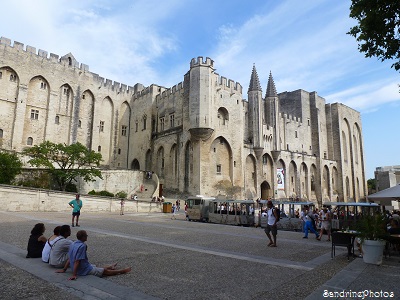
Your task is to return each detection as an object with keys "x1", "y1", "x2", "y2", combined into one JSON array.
[{"x1": 356, "y1": 214, "x2": 389, "y2": 265}]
